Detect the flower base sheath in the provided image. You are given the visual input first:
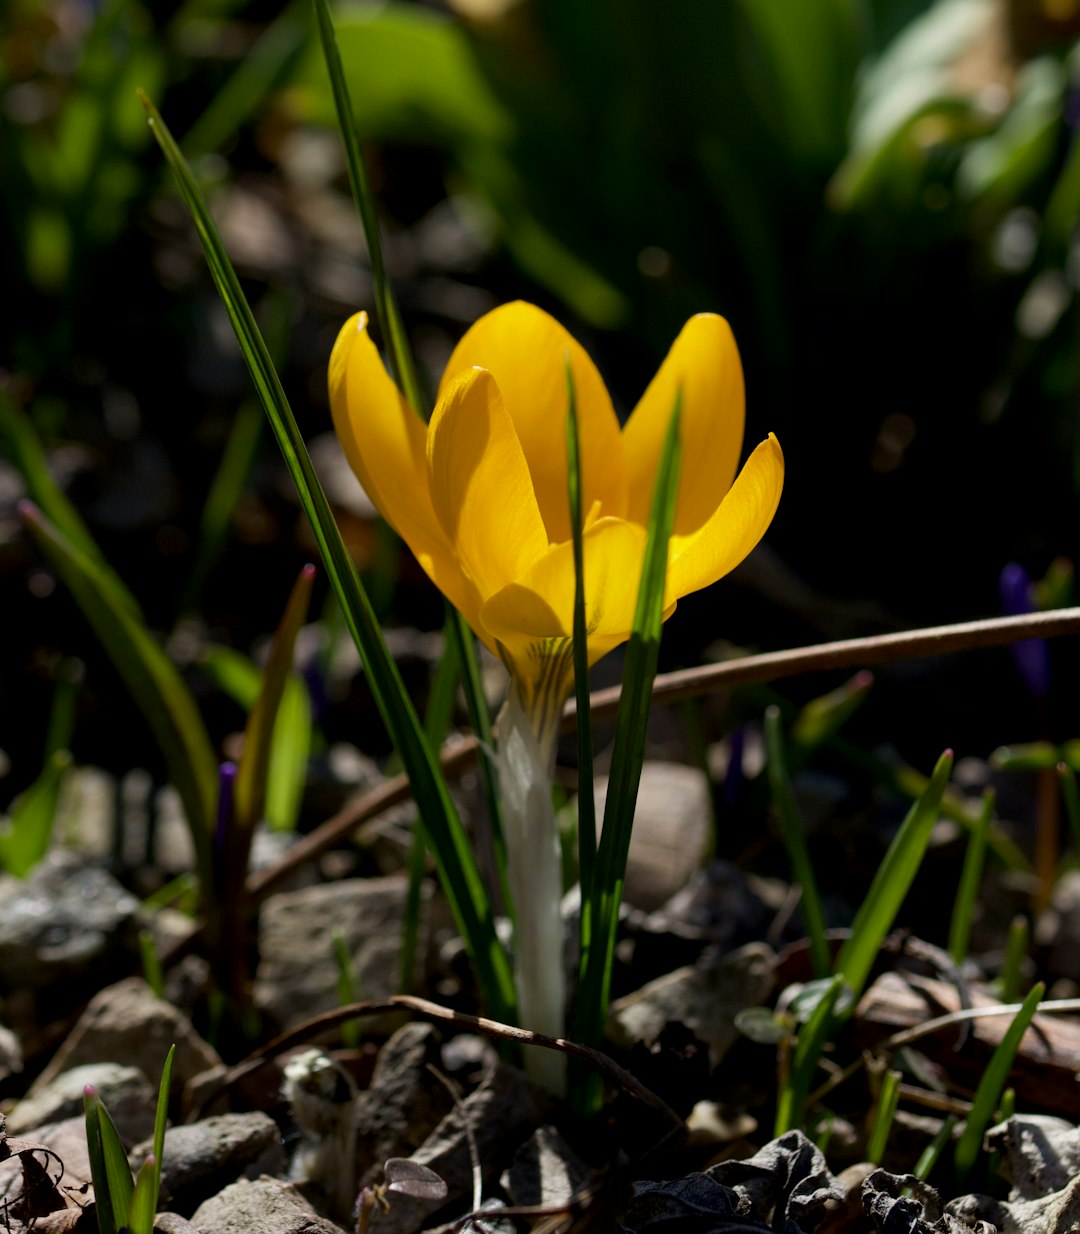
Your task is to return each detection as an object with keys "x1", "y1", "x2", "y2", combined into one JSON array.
[{"x1": 330, "y1": 301, "x2": 784, "y2": 1087}]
